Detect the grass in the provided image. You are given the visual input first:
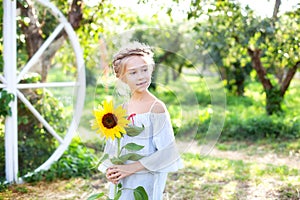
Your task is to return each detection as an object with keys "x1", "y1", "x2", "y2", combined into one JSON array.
[
  {"x1": 1, "y1": 153, "x2": 299, "y2": 200},
  {"x1": 215, "y1": 138, "x2": 300, "y2": 156},
  {"x1": 165, "y1": 154, "x2": 300, "y2": 200}
]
